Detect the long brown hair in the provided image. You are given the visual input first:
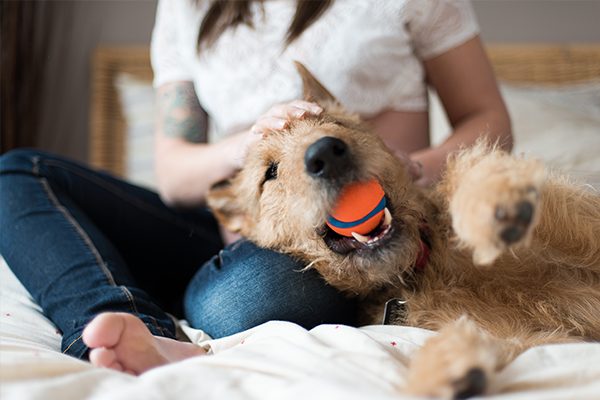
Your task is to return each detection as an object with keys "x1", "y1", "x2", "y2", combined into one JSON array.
[{"x1": 196, "y1": 0, "x2": 333, "y2": 51}]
